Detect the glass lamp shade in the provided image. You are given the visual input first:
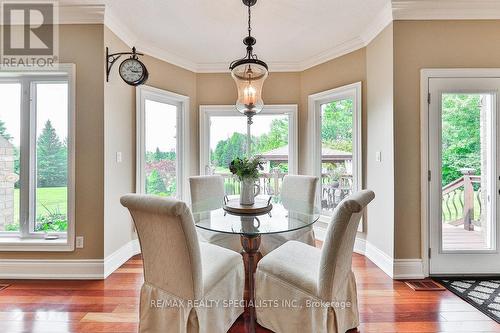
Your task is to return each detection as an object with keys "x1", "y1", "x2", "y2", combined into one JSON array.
[{"x1": 231, "y1": 62, "x2": 268, "y2": 118}]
